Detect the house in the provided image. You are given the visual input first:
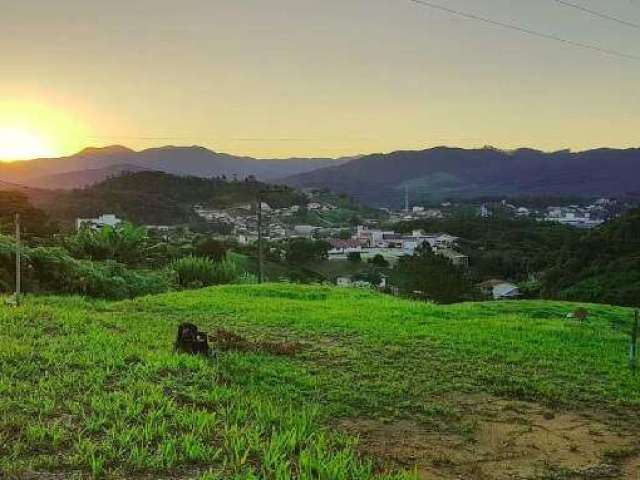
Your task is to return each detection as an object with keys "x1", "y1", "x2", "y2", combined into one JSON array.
[
  {"x1": 400, "y1": 231, "x2": 459, "y2": 254},
  {"x1": 76, "y1": 214, "x2": 122, "y2": 231},
  {"x1": 355, "y1": 226, "x2": 392, "y2": 247},
  {"x1": 328, "y1": 238, "x2": 366, "y2": 256},
  {"x1": 433, "y1": 233, "x2": 459, "y2": 248},
  {"x1": 478, "y1": 279, "x2": 520, "y2": 300},
  {"x1": 293, "y1": 225, "x2": 320, "y2": 237},
  {"x1": 336, "y1": 276, "x2": 353, "y2": 287}
]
